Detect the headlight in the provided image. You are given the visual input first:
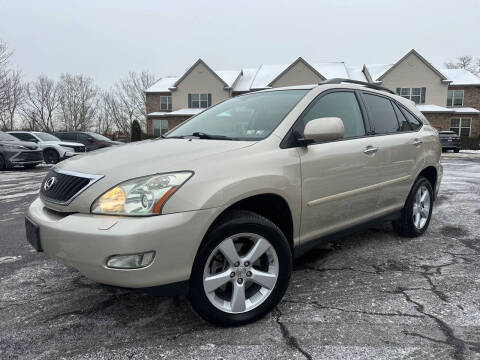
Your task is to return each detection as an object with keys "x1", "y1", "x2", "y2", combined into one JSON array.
[{"x1": 91, "y1": 172, "x2": 193, "y2": 216}]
